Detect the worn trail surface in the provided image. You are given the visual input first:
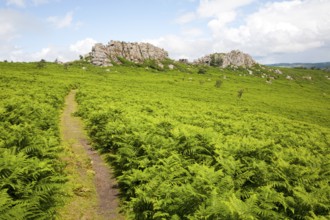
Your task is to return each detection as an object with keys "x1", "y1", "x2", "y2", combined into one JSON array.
[{"x1": 61, "y1": 90, "x2": 123, "y2": 220}]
